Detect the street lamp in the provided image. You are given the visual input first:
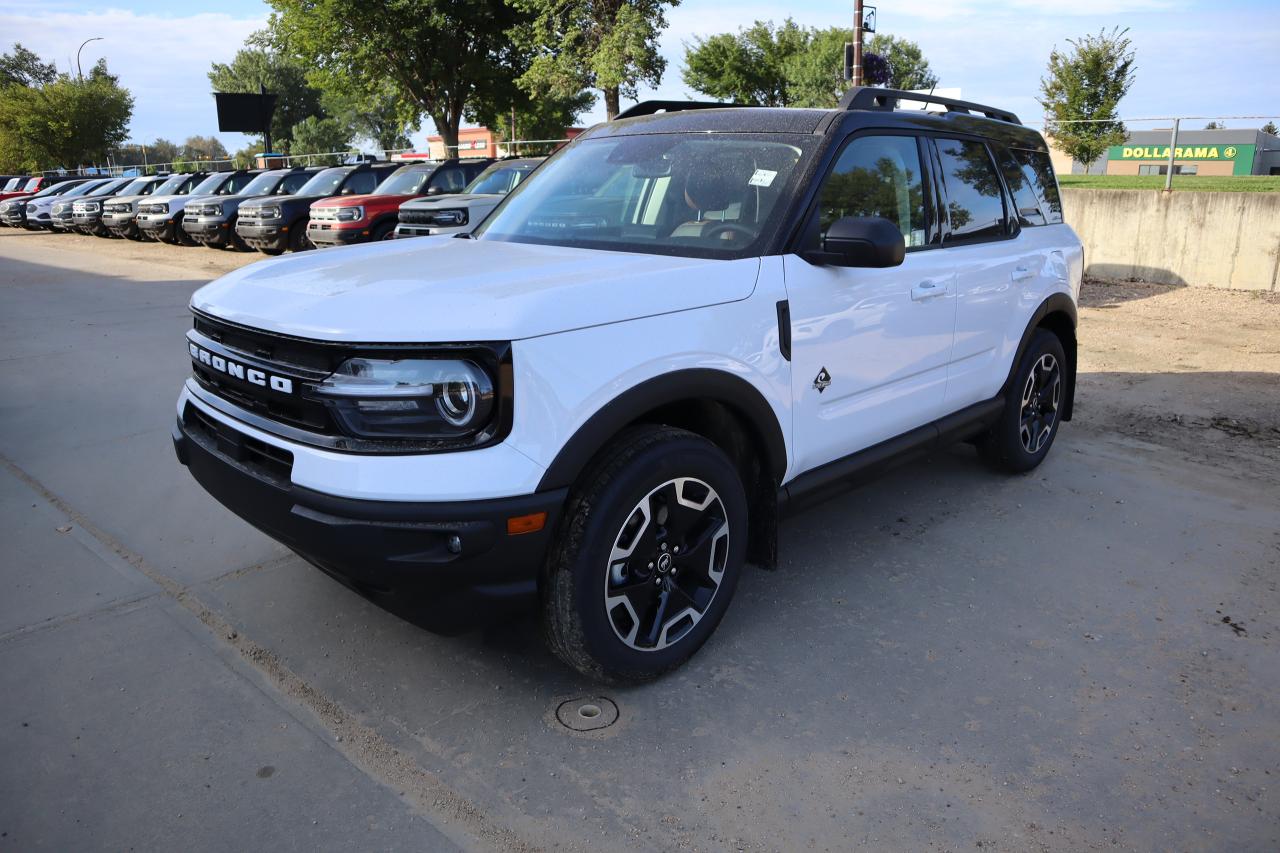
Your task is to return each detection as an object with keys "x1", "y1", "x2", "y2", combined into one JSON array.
[{"x1": 77, "y1": 37, "x2": 104, "y2": 79}]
